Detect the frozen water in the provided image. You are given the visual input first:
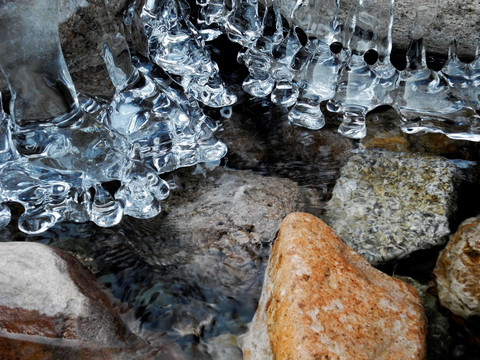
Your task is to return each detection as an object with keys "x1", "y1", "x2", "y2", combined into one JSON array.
[
  {"x1": 2, "y1": 0, "x2": 480, "y2": 233},
  {"x1": 393, "y1": 3, "x2": 480, "y2": 141},
  {"x1": 329, "y1": 0, "x2": 397, "y2": 138},
  {"x1": 141, "y1": 0, "x2": 236, "y2": 107},
  {"x1": 0, "y1": 0, "x2": 226, "y2": 233},
  {"x1": 288, "y1": 0, "x2": 343, "y2": 129}
]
